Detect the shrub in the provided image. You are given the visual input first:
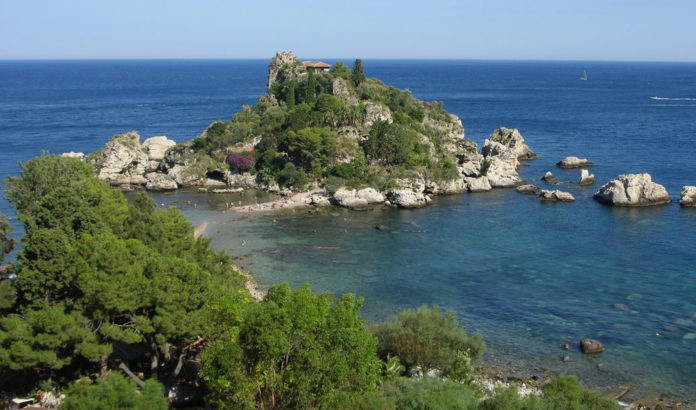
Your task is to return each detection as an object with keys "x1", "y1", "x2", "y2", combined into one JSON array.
[
  {"x1": 385, "y1": 377, "x2": 478, "y2": 410},
  {"x1": 226, "y1": 154, "x2": 254, "y2": 173},
  {"x1": 277, "y1": 162, "x2": 308, "y2": 188},
  {"x1": 62, "y1": 373, "x2": 167, "y2": 410},
  {"x1": 200, "y1": 284, "x2": 381, "y2": 409},
  {"x1": 371, "y1": 305, "x2": 484, "y2": 381}
]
